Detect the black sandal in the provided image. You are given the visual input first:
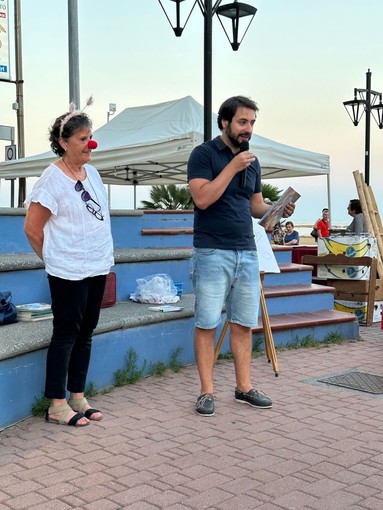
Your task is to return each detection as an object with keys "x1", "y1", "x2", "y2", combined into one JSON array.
[
  {"x1": 45, "y1": 404, "x2": 89, "y2": 427},
  {"x1": 68, "y1": 397, "x2": 103, "y2": 421}
]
